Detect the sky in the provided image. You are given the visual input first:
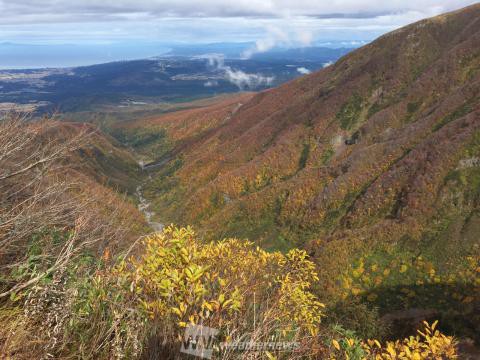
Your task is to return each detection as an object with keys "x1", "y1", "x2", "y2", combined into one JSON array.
[
  {"x1": 0, "y1": 0, "x2": 477, "y2": 45},
  {"x1": 0, "y1": 1, "x2": 477, "y2": 68}
]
